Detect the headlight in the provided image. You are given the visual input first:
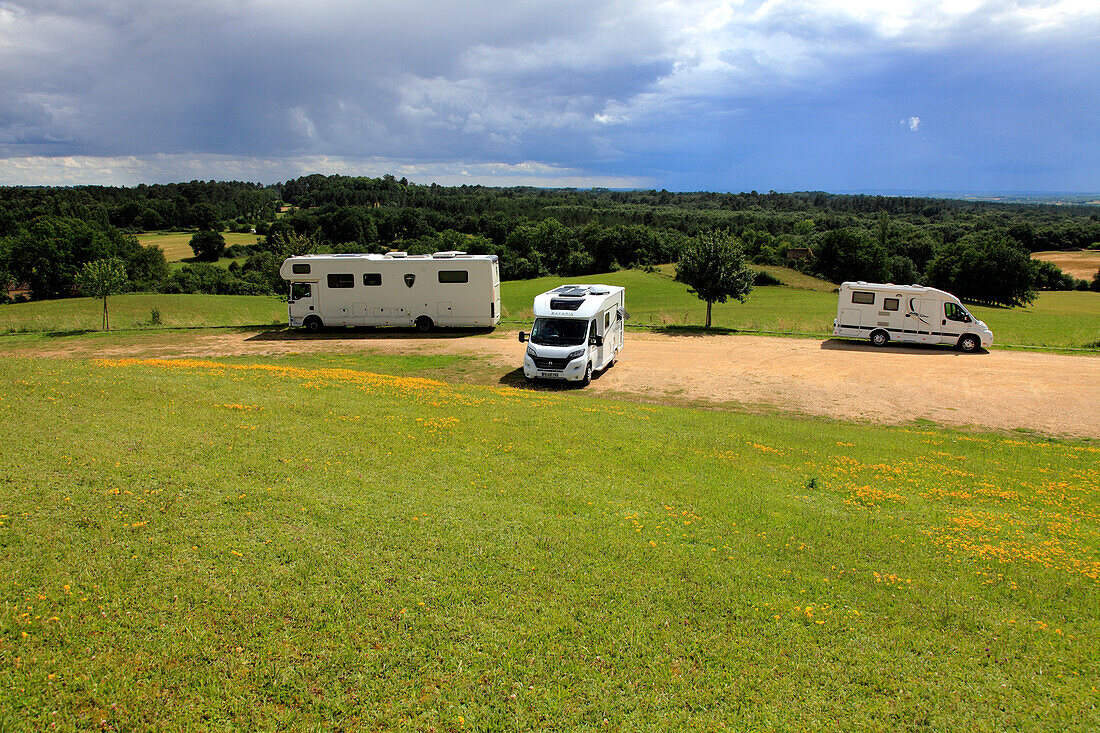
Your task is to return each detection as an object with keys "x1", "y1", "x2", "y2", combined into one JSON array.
[
  {"x1": 566, "y1": 349, "x2": 585, "y2": 362},
  {"x1": 526, "y1": 346, "x2": 537, "y2": 358}
]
